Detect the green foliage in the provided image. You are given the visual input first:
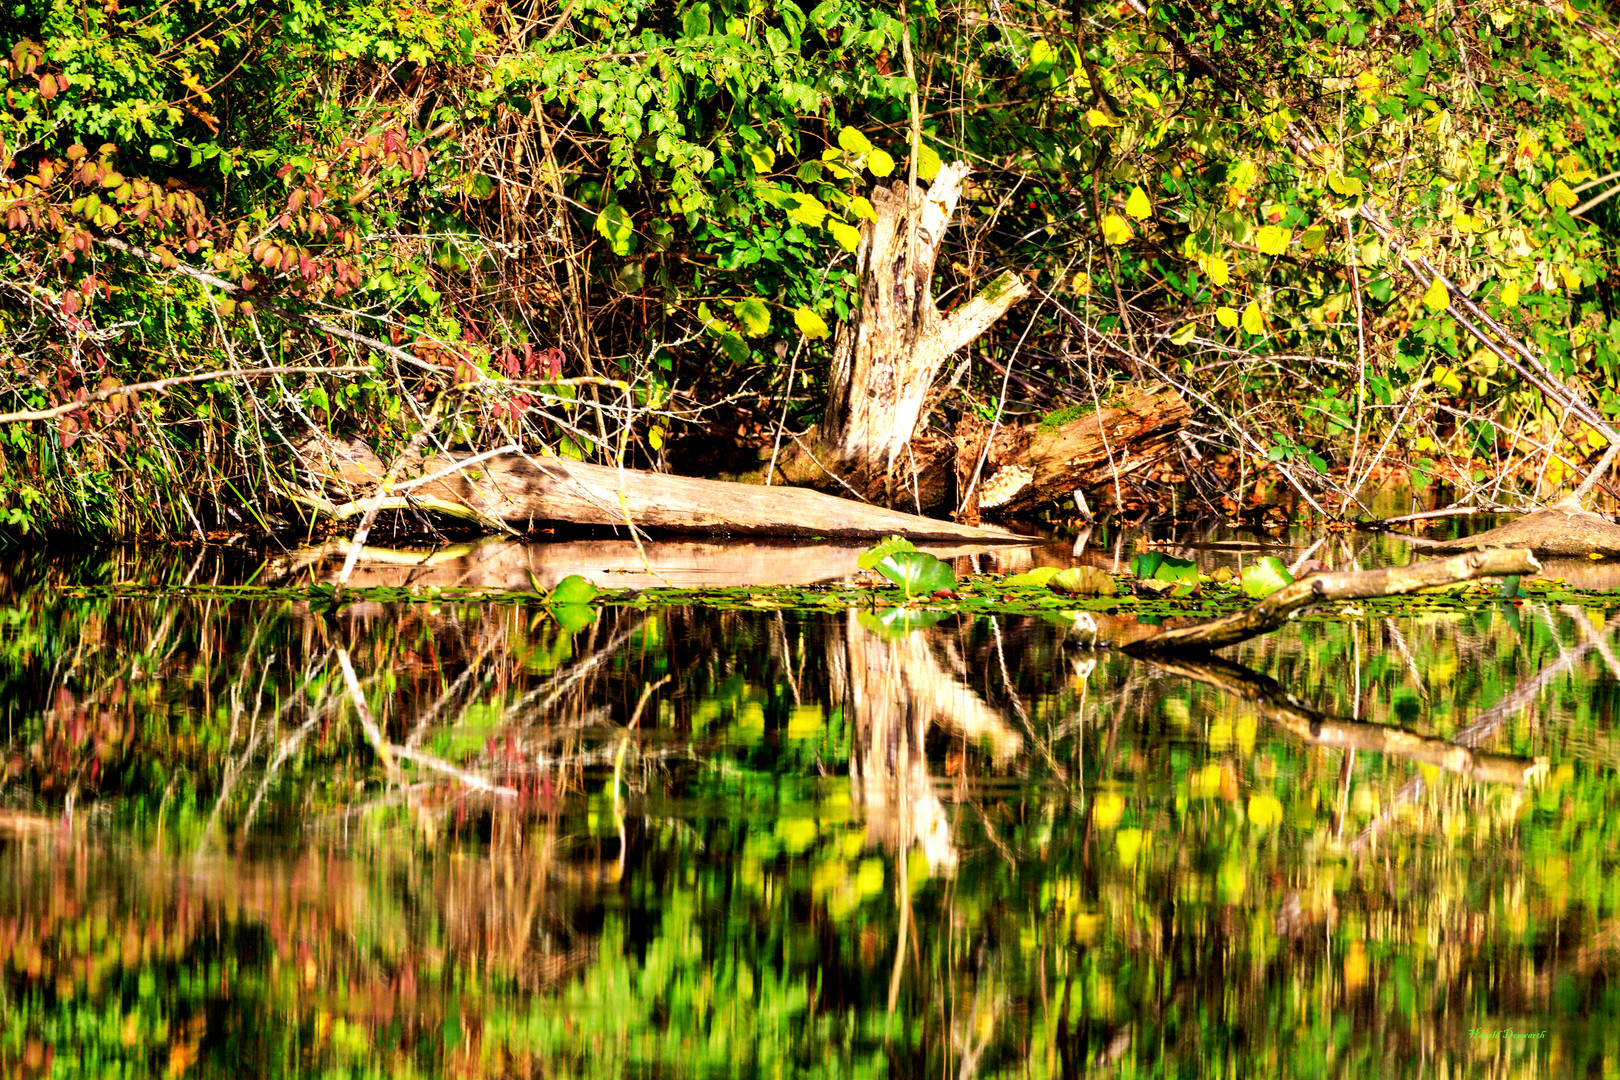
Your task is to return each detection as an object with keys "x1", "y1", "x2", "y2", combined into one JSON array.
[{"x1": 1241, "y1": 555, "x2": 1296, "y2": 599}]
